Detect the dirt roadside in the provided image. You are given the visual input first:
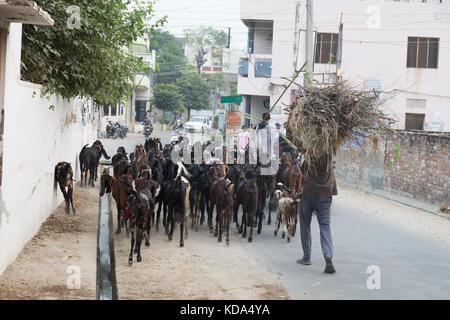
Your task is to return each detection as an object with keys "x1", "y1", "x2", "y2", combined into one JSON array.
[
  {"x1": 0, "y1": 179, "x2": 290, "y2": 300},
  {"x1": 0, "y1": 183, "x2": 98, "y2": 300},
  {"x1": 114, "y1": 212, "x2": 291, "y2": 300}
]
